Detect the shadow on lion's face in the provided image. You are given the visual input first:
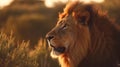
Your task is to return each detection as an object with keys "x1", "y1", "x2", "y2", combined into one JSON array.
[{"x1": 46, "y1": 12, "x2": 90, "y2": 58}]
